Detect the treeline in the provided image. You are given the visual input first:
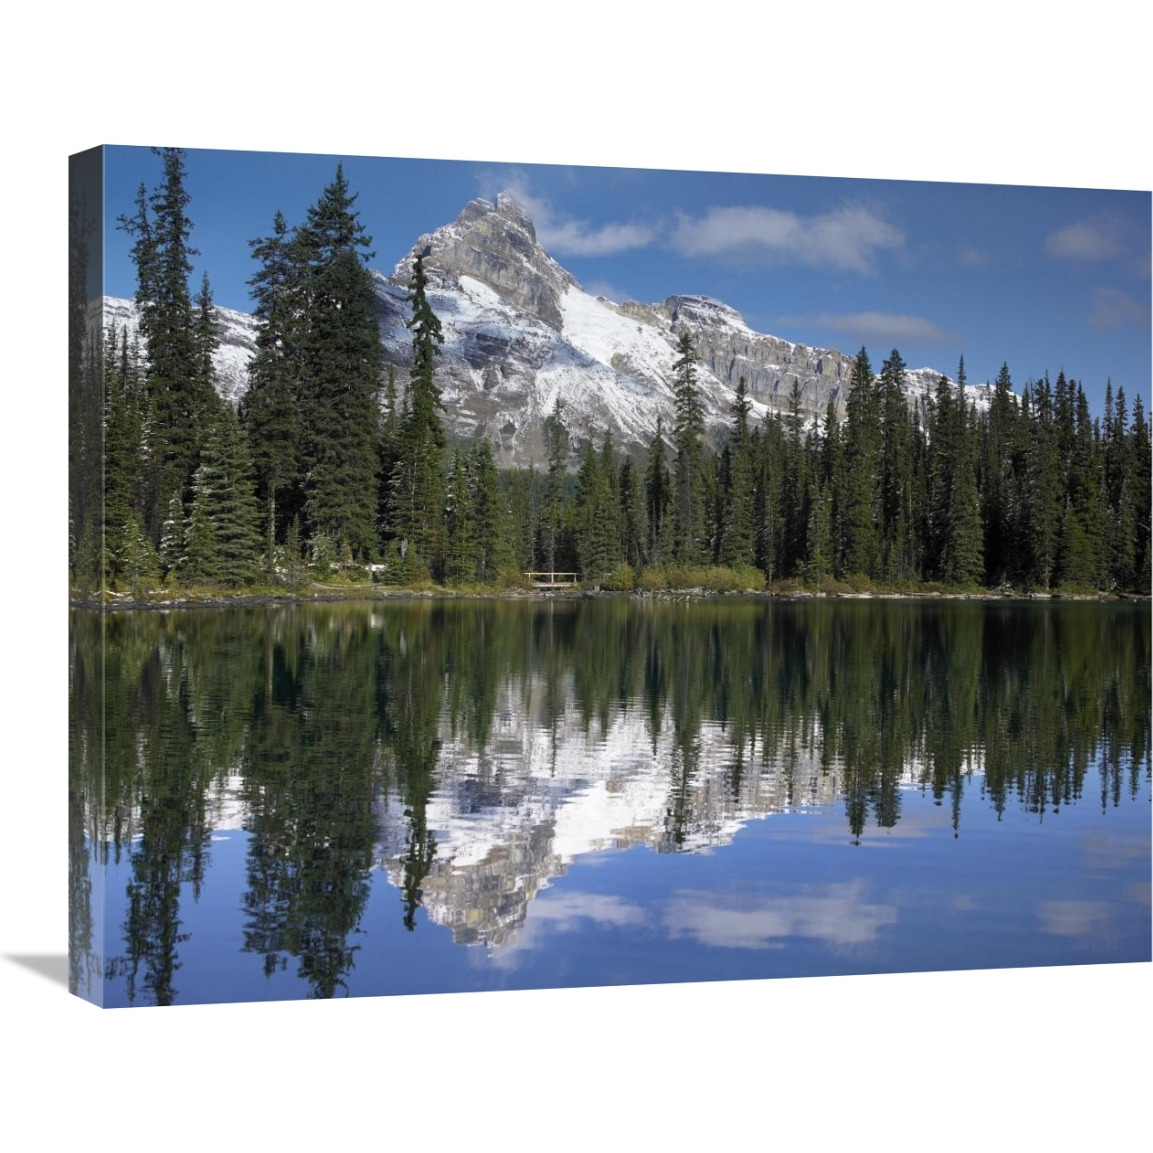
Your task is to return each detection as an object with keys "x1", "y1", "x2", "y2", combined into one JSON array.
[
  {"x1": 561, "y1": 343, "x2": 1153, "y2": 594},
  {"x1": 76, "y1": 148, "x2": 1152, "y2": 597}
]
